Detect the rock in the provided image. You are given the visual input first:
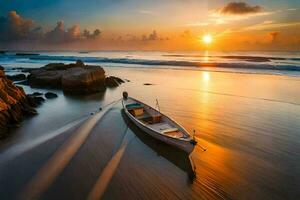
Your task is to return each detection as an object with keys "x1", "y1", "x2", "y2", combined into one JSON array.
[
  {"x1": 33, "y1": 96, "x2": 45, "y2": 104},
  {"x1": 7, "y1": 74, "x2": 26, "y2": 81},
  {"x1": 21, "y1": 68, "x2": 35, "y2": 72},
  {"x1": 15, "y1": 53, "x2": 40, "y2": 56},
  {"x1": 28, "y1": 60, "x2": 106, "y2": 94},
  {"x1": 62, "y1": 66, "x2": 106, "y2": 94},
  {"x1": 105, "y1": 76, "x2": 124, "y2": 88},
  {"x1": 143, "y1": 83, "x2": 154, "y2": 86},
  {"x1": 27, "y1": 95, "x2": 45, "y2": 106},
  {"x1": 32, "y1": 92, "x2": 43, "y2": 96},
  {"x1": 112, "y1": 76, "x2": 125, "y2": 84},
  {"x1": 105, "y1": 76, "x2": 119, "y2": 87},
  {"x1": 43, "y1": 63, "x2": 69, "y2": 71},
  {"x1": 0, "y1": 51, "x2": 5, "y2": 54},
  {"x1": 26, "y1": 60, "x2": 126, "y2": 95},
  {"x1": 0, "y1": 69, "x2": 36, "y2": 139},
  {"x1": 28, "y1": 70, "x2": 64, "y2": 88},
  {"x1": 75, "y1": 60, "x2": 85, "y2": 67},
  {"x1": 0, "y1": 65, "x2": 4, "y2": 71},
  {"x1": 45, "y1": 92, "x2": 58, "y2": 99}
]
